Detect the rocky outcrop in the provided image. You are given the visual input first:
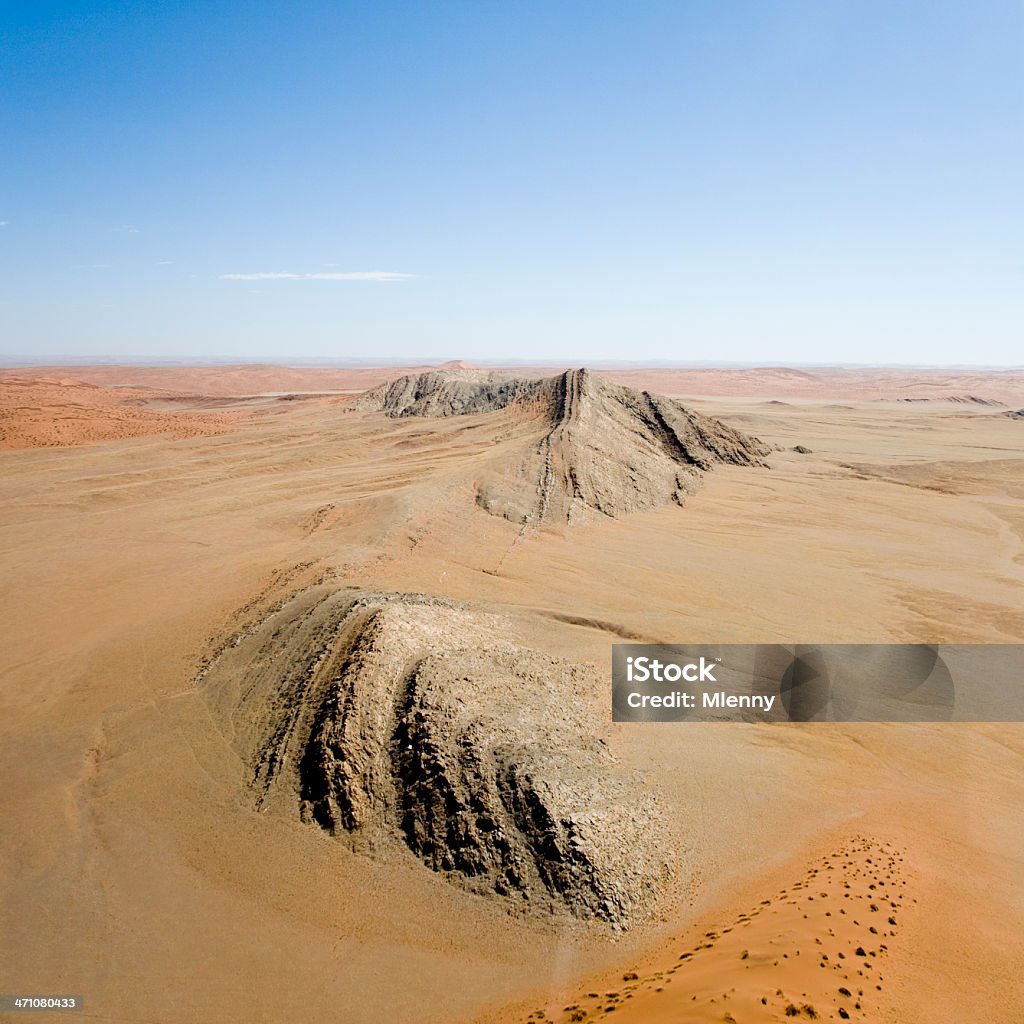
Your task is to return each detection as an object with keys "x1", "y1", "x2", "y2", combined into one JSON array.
[
  {"x1": 389, "y1": 645, "x2": 667, "y2": 922},
  {"x1": 357, "y1": 369, "x2": 541, "y2": 418},
  {"x1": 201, "y1": 586, "x2": 673, "y2": 928},
  {"x1": 360, "y1": 367, "x2": 771, "y2": 525},
  {"x1": 530, "y1": 368, "x2": 769, "y2": 519},
  {"x1": 897, "y1": 394, "x2": 1005, "y2": 406}
]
